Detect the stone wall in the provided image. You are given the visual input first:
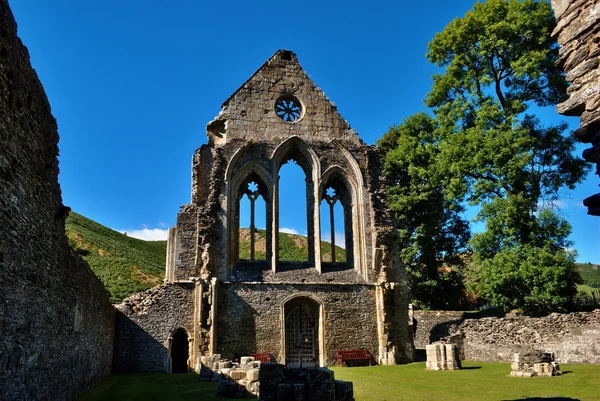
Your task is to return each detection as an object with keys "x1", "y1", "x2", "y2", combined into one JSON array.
[
  {"x1": 448, "y1": 310, "x2": 600, "y2": 364},
  {"x1": 217, "y1": 283, "x2": 380, "y2": 366},
  {"x1": 113, "y1": 284, "x2": 195, "y2": 372},
  {"x1": 551, "y1": 0, "x2": 600, "y2": 215},
  {"x1": 413, "y1": 310, "x2": 466, "y2": 349},
  {"x1": 0, "y1": 2, "x2": 115, "y2": 399},
  {"x1": 415, "y1": 310, "x2": 600, "y2": 364}
]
